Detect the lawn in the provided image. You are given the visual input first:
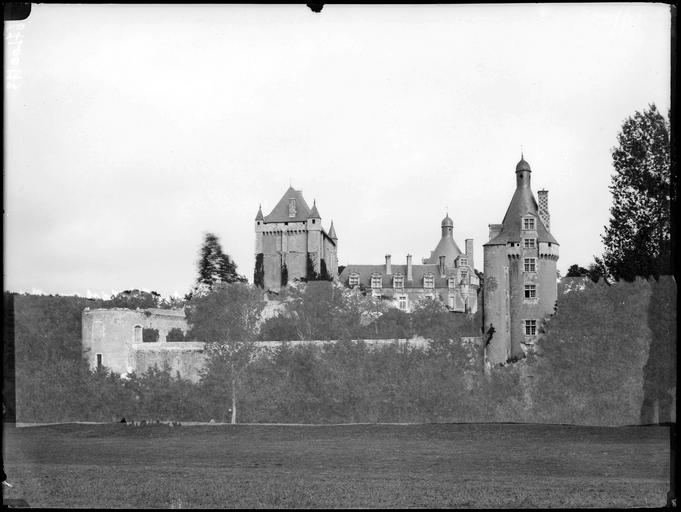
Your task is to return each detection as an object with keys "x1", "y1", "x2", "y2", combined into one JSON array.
[{"x1": 2, "y1": 422, "x2": 671, "y2": 508}]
